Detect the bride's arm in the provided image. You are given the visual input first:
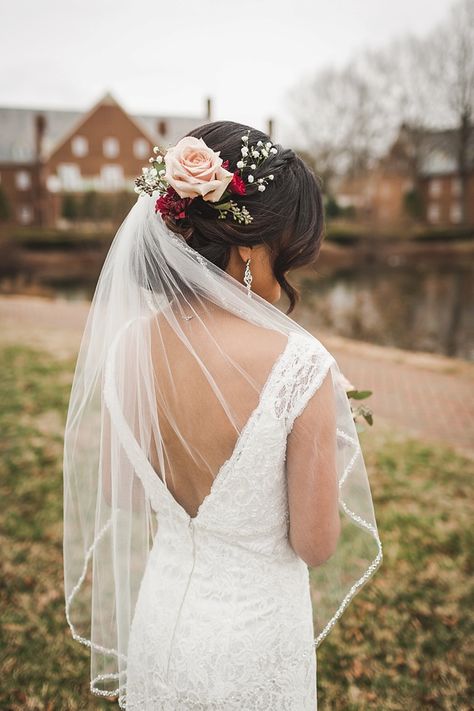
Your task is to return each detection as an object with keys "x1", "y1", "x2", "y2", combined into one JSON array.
[{"x1": 285, "y1": 369, "x2": 341, "y2": 567}]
